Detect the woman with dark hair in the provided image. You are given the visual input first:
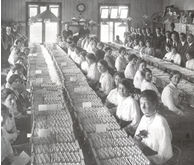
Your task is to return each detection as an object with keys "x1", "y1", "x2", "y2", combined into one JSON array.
[
  {"x1": 6, "y1": 63, "x2": 25, "y2": 82},
  {"x1": 133, "y1": 60, "x2": 146, "y2": 90},
  {"x1": 1, "y1": 104, "x2": 15, "y2": 165},
  {"x1": 161, "y1": 71, "x2": 184, "y2": 116},
  {"x1": 104, "y1": 47, "x2": 115, "y2": 72},
  {"x1": 115, "y1": 47, "x2": 127, "y2": 72},
  {"x1": 135, "y1": 90, "x2": 173, "y2": 164},
  {"x1": 124, "y1": 54, "x2": 138, "y2": 80},
  {"x1": 8, "y1": 39, "x2": 22, "y2": 66},
  {"x1": 143, "y1": 40, "x2": 155, "y2": 57},
  {"x1": 86, "y1": 53, "x2": 100, "y2": 87},
  {"x1": 116, "y1": 79, "x2": 141, "y2": 135},
  {"x1": 1, "y1": 89, "x2": 18, "y2": 144},
  {"x1": 105, "y1": 72, "x2": 125, "y2": 108},
  {"x1": 97, "y1": 59, "x2": 113, "y2": 100},
  {"x1": 185, "y1": 51, "x2": 194, "y2": 70},
  {"x1": 141, "y1": 68, "x2": 160, "y2": 97}
]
